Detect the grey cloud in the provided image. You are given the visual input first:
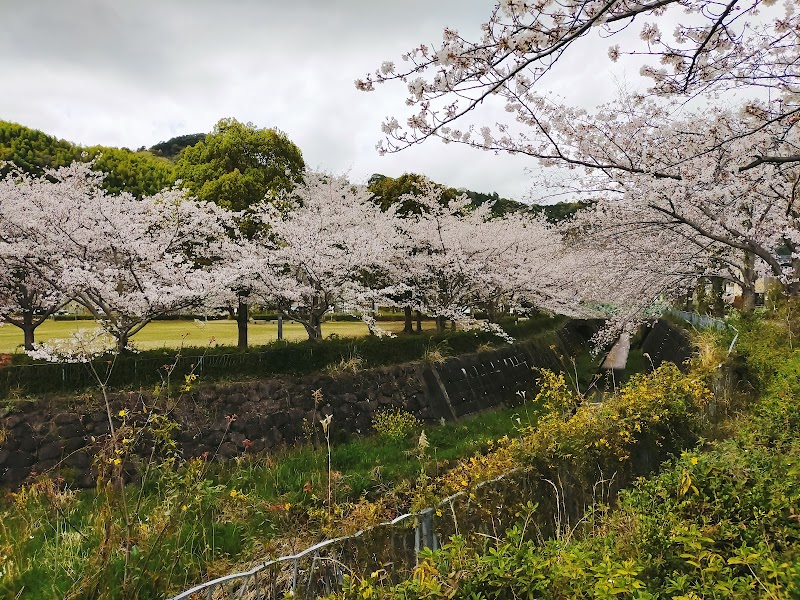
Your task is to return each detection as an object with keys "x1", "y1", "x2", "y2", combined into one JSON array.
[{"x1": 0, "y1": 1, "x2": 646, "y2": 200}]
